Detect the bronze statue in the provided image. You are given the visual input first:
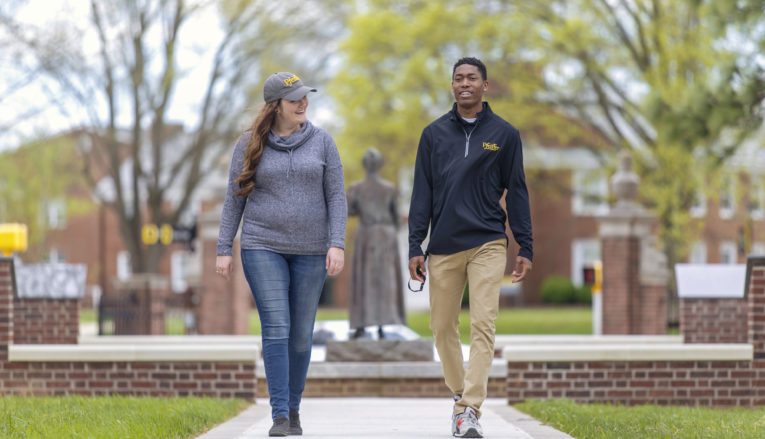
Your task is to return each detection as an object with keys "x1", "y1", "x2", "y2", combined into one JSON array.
[{"x1": 347, "y1": 148, "x2": 405, "y2": 338}]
